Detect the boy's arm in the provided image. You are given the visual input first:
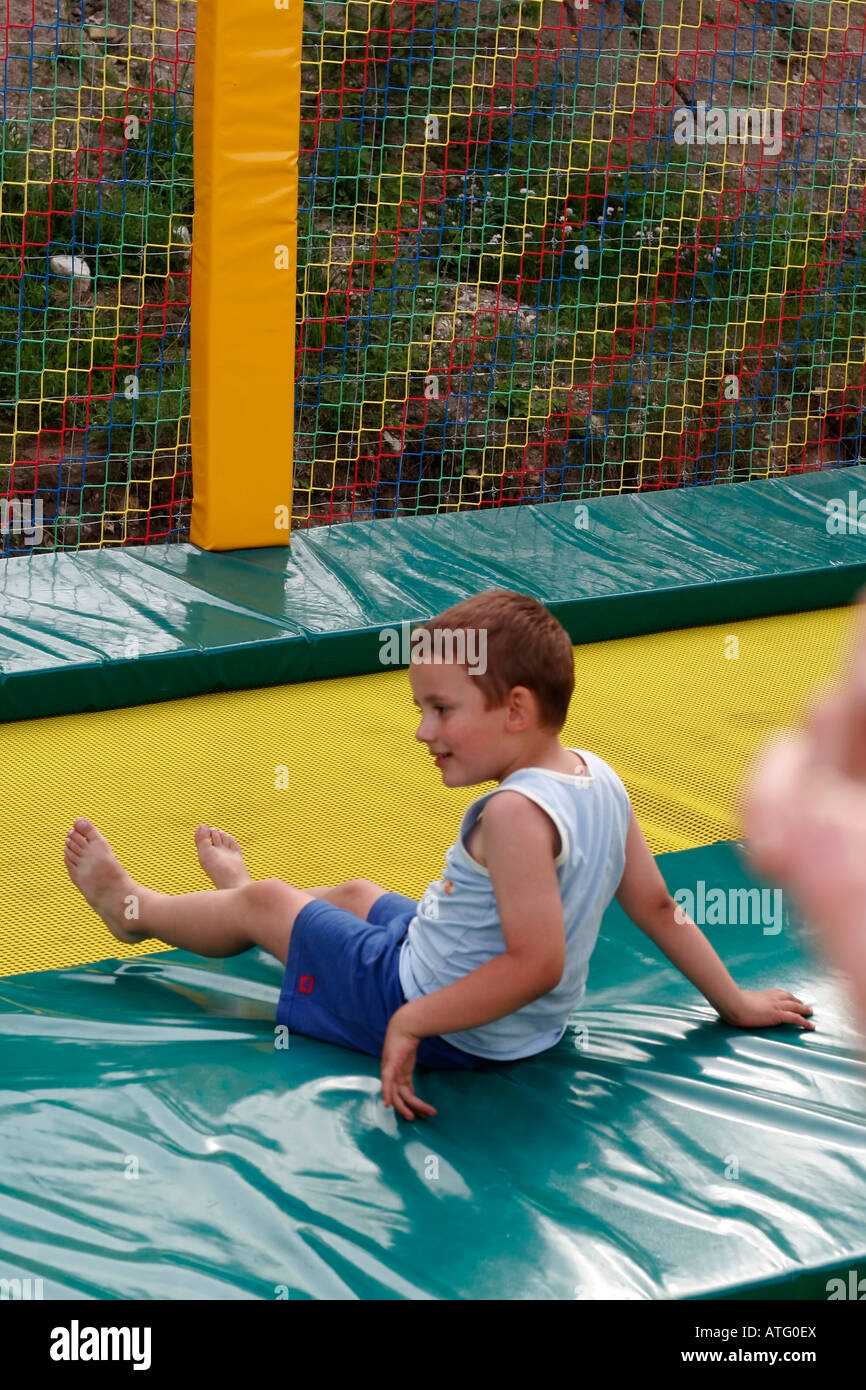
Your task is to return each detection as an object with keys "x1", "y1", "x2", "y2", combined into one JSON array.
[
  {"x1": 615, "y1": 808, "x2": 811, "y2": 1027},
  {"x1": 394, "y1": 791, "x2": 566, "y2": 1040}
]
